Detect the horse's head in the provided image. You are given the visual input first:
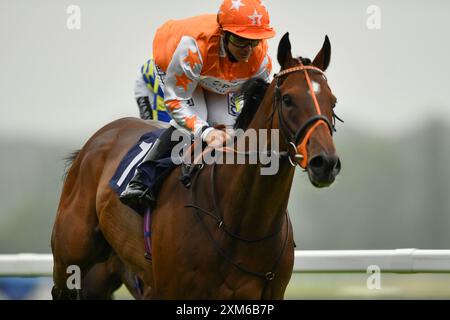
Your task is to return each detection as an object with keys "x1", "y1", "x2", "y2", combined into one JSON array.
[{"x1": 274, "y1": 32, "x2": 341, "y2": 187}]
